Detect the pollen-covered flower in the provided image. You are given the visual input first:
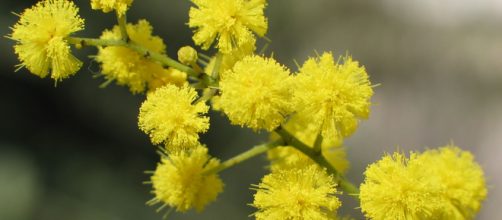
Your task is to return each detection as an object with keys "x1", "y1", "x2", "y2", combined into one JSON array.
[
  {"x1": 252, "y1": 165, "x2": 341, "y2": 220},
  {"x1": 188, "y1": 0, "x2": 267, "y2": 54},
  {"x1": 138, "y1": 84, "x2": 209, "y2": 151},
  {"x1": 360, "y1": 147, "x2": 488, "y2": 220},
  {"x1": 417, "y1": 145, "x2": 487, "y2": 219},
  {"x1": 96, "y1": 20, "x2": 185, "y2": 93},
  {"x1": 359, "y1": 152, "x2": 443, "y2": 220},
  {"x1": 149, "y1": 145, "x2": 224, "y2": 212},
  {"x1": 205, "y1": 39, "x2": 256, "y2": 112},
  {"x1": 293, "y1": 52, "x2": 373, "y2": 140},
  {"x1": 9, "y1": 0, "x2": 84, "y2": 81},
  {"x1": 268, "y1": 115, "x2": 349, "y2": 173},
  {"x1": 219, "y1": 55, "x2": 292, "y2": 131},
  {"x1": 91, "y1": 0, "x2": 133, "y2": 15}
]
